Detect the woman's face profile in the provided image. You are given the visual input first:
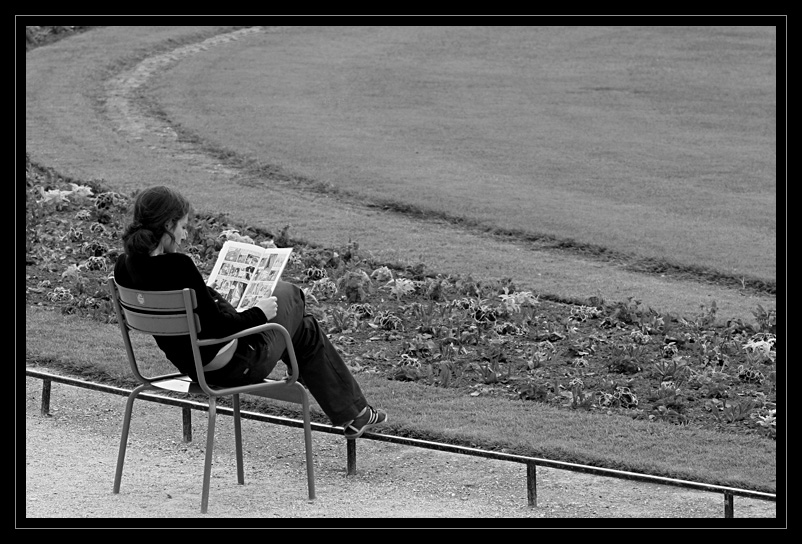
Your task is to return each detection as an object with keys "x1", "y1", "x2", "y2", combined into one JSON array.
[{"x1": 163, "y1": 214, "x2": 189, "y2": 253}]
